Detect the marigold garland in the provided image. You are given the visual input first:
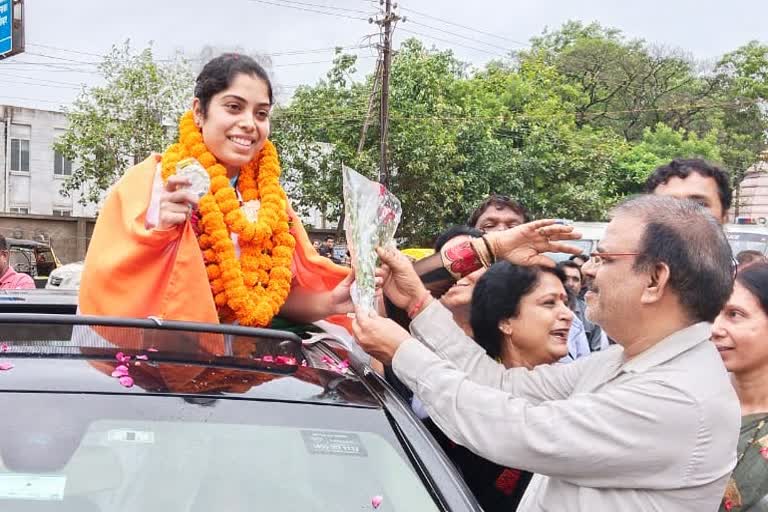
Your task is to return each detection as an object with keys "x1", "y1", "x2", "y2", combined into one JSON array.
[{"x1": 161, "y1": 111, "x2": 295, "y2": 327}]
